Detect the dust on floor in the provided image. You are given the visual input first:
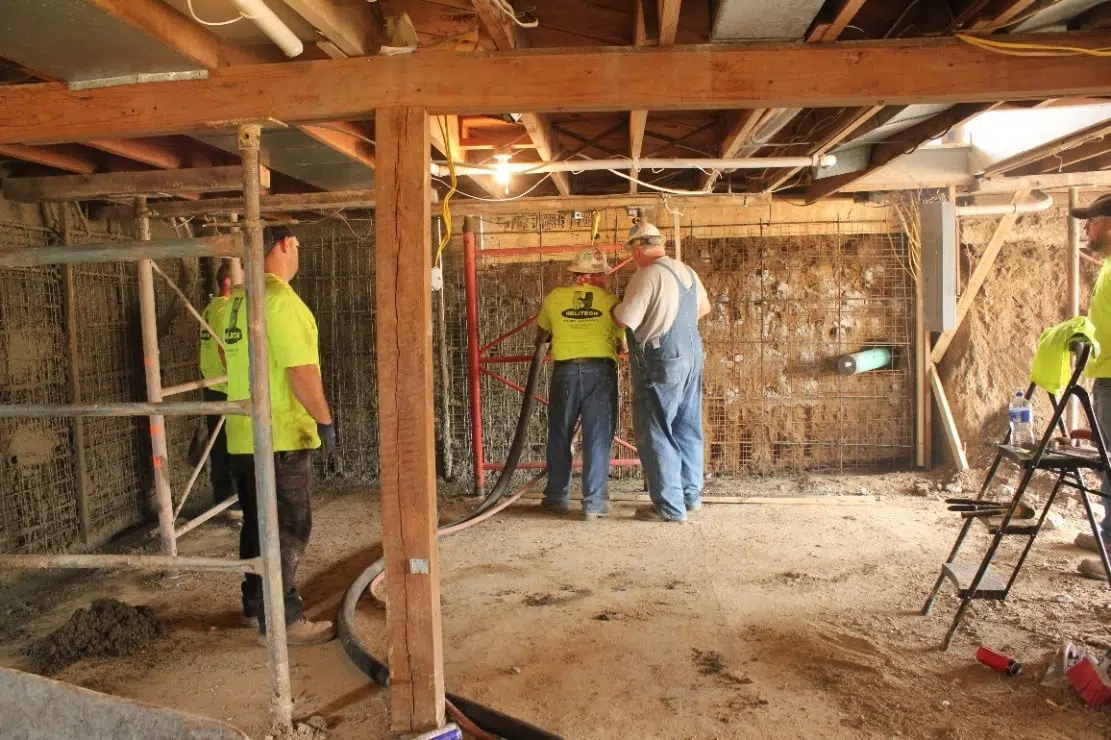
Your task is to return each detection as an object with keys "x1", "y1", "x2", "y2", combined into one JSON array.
[{"x1": 1, "y1": 474, "x2": 1110, "y2": 739}]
